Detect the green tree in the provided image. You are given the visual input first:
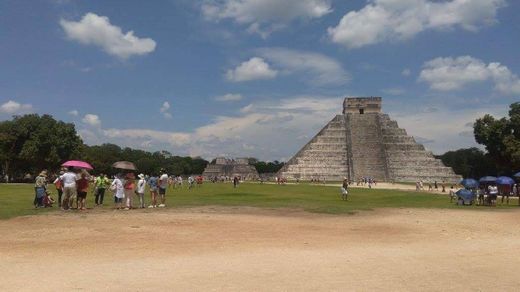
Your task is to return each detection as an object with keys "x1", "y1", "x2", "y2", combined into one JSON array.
[
  {"x1": 0, "y1": 114, "x2": 83, "y2": 177},
  {"x1": 437, "y1": 148, "x2": 496, "y2": 178},
  {"x1": 474, "y1": 102, "x2": 520, "y2": 173}
]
